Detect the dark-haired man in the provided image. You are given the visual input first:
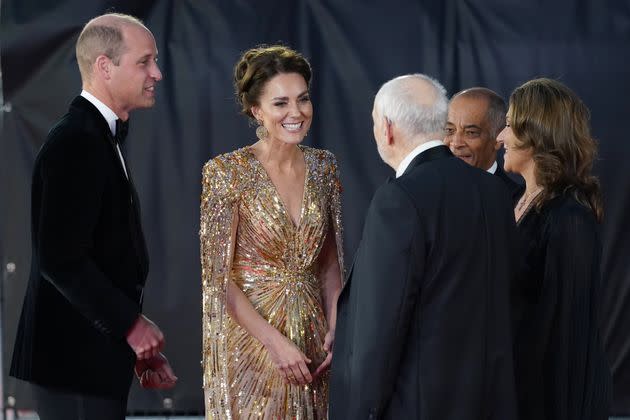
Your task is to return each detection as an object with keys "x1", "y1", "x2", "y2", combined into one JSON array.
[{"x1": 445, "y1": 87, "x2": 523, "y2": 201}]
